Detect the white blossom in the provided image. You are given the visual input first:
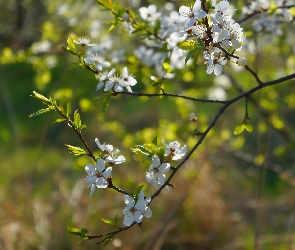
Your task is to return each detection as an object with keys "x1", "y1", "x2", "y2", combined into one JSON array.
[
  {"x1": 73, "y1": 37, "x2": 95, "y2": 46},
  {"x1": 176, "y1": 1, "x2": 207, "y2": 29},
  {"x1": 139, "y1": 5, "x2": 161, "y2": 22},
  {"x1": 84, "y1": 53, "x2": 110, "y2": 71},
  {"x1": 97, "y1": 68, "x2": 115, "y2": 90},
  {"x1": 162, "y1": 139, "x2": 187, "y2": 160},
  {"x1": 85, "y1": 159, "x2": 112, "y2": 196},
  {"x1": 95, "y1": 138, "x2": 126, "y2": 164},
  {"x1": 146, "y1": 155, "x2": 170, "y2": 188},
  {"x1": 119, "y1": 67, "x2": 137, "y2": 92},
  {"x1": 122, "y1": 191, "x2": 152, "y2": 226}
]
